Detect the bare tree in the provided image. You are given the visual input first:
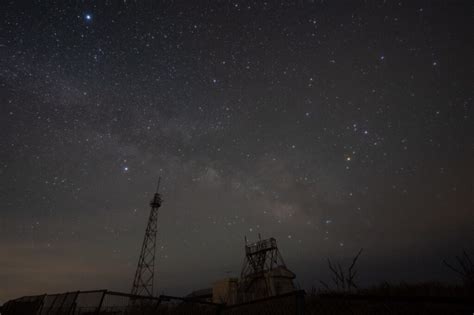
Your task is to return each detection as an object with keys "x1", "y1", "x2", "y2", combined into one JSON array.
[
  {"x1": 443, "y1": 250, "x2": 474, "y2": 289},
  {"x1": 320, "y1": 248, "x2": 363, "y2": 292}
]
